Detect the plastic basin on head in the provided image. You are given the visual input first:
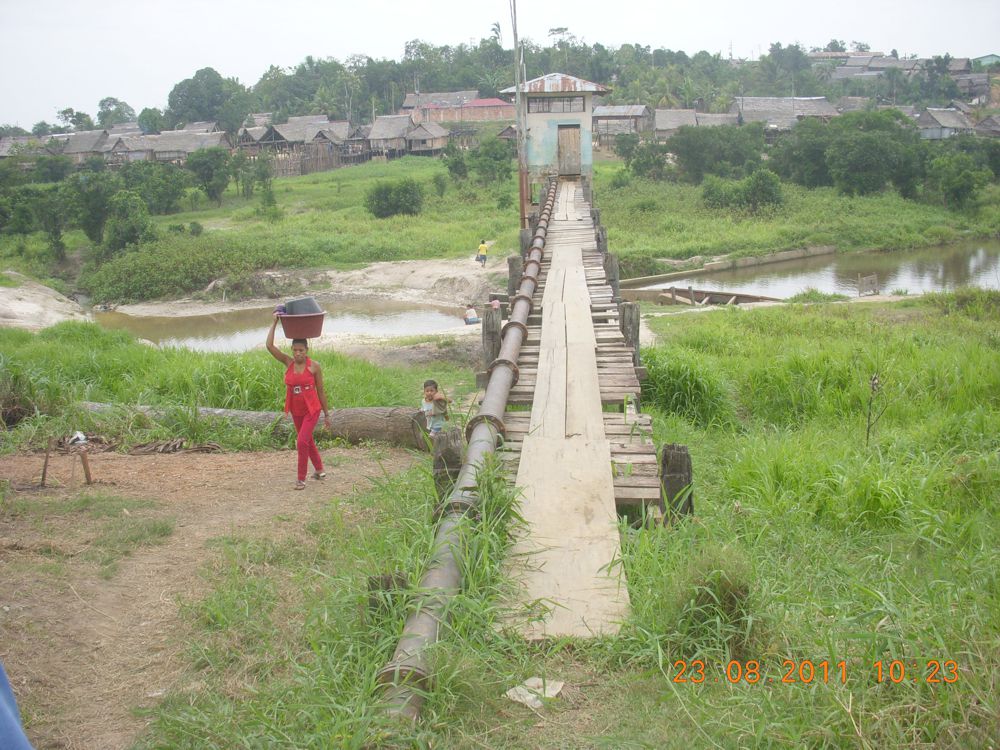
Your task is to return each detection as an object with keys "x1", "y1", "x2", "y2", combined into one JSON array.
[{"x1": 279, "y1": 312, "x2": 325, "y2": 339}]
